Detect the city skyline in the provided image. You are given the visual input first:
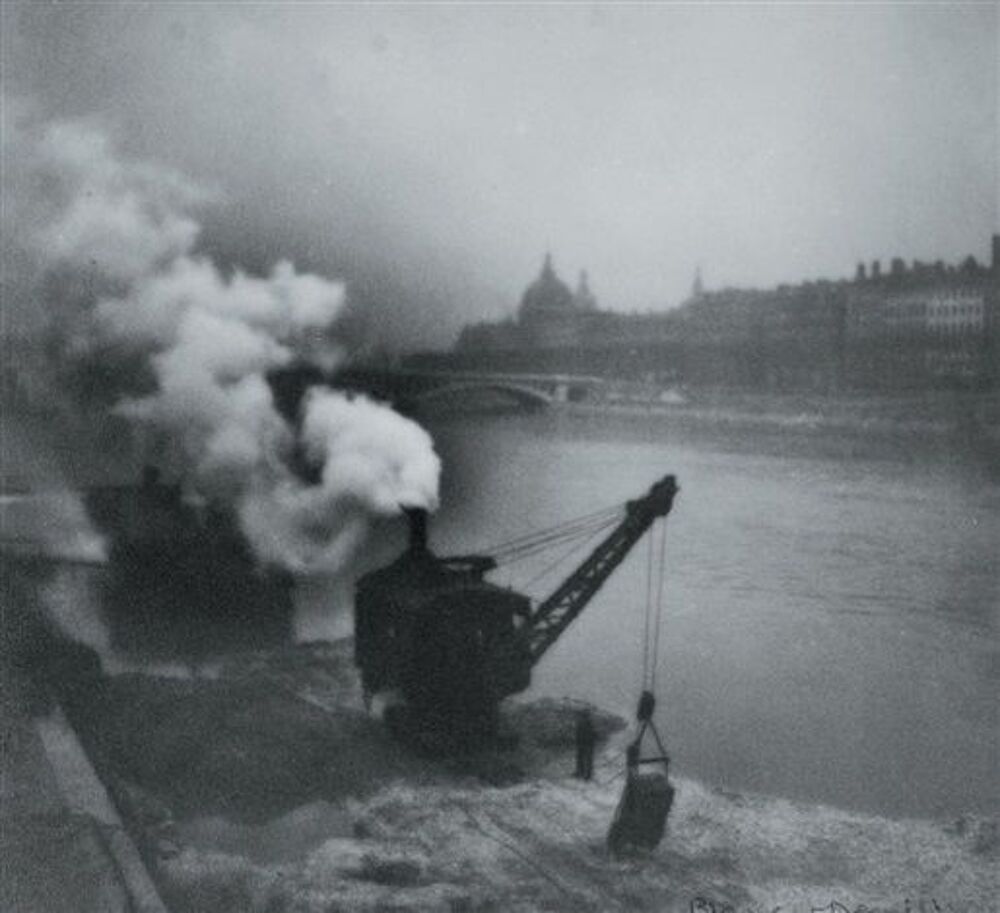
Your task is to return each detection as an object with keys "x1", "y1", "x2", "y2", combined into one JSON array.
[
  {"x1": 4, "y1": 3, "x2": 997, "y2": 348},
  {"x1": 498, "y1": 234, "x2": 998, "y2": 318}
]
